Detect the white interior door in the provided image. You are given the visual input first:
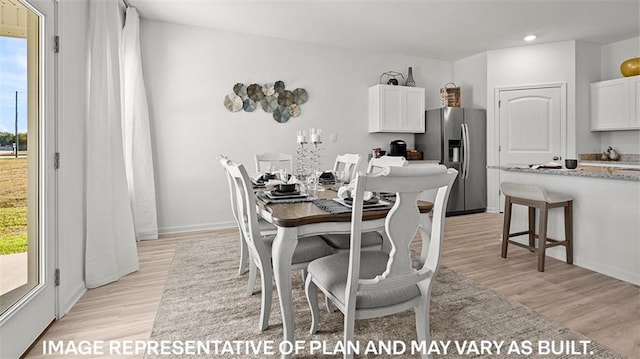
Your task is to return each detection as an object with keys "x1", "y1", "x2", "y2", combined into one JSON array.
[
  {"x1": 497, "y1": 85, "x2": 565, "y2": 210},
  {"x1": 0, "y1": 0, "x2": 57, "y2": 357}
]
